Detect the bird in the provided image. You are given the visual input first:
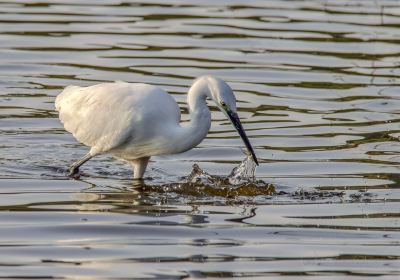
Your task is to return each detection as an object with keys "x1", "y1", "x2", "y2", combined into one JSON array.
[{"x1": 55, "y1": 76, "x2": 258, "y2": 179}]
